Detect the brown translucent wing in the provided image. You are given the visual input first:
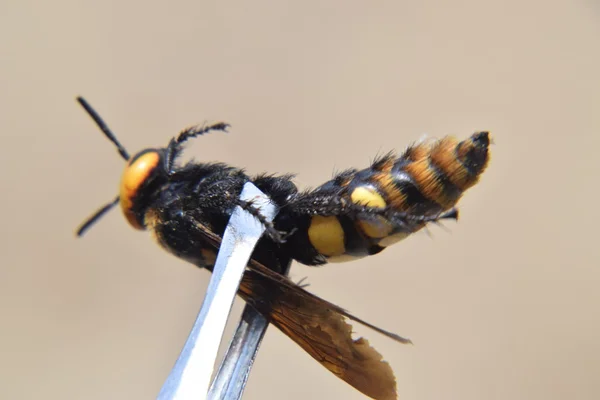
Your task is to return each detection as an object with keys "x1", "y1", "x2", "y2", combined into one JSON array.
[
  {"x1": 238, "y1": 262, "x2": 408, "y2": 400},
  {"x1": 196, "y1": 221, "x2": 410, "y2": 400}
]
